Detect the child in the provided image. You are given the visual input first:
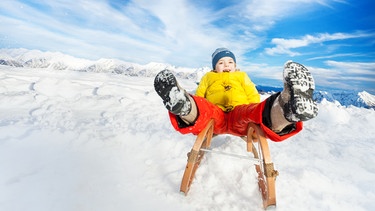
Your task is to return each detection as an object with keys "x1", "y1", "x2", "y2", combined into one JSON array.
[{"x1": 154, "y1": 48, "x2": 318, "y2": 142}]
